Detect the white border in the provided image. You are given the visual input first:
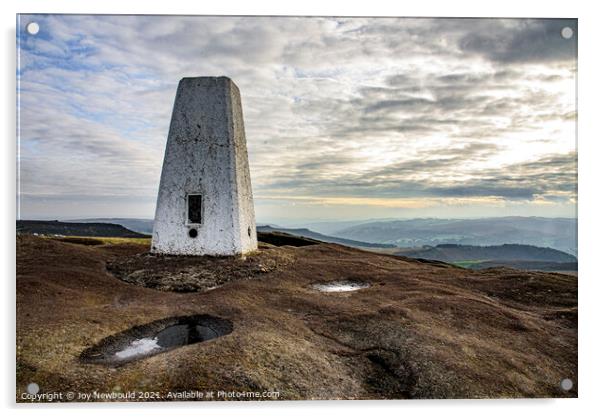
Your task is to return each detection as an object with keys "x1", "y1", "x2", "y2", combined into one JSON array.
[{"x1": 3, "y1": 1, "x2": 600, "y2": 416}]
